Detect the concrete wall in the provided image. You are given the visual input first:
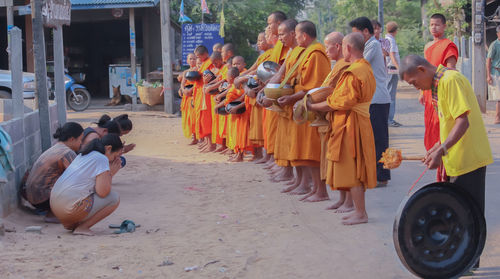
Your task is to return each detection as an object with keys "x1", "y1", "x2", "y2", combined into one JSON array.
[{"x1": 0, "y1": 103, "x2": 59, "y2": 217}]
